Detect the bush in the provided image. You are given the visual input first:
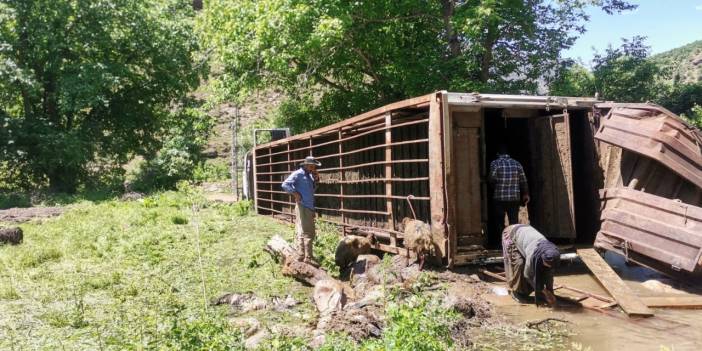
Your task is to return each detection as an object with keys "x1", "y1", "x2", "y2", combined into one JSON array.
[
  {"x1": 681, "y1": 104, "x2": 702, "y2": 129},
  {"x1": 161, "y1": 315, "x2": 244, "y2": 350},
  {"x1": 193, "y1": 160, "x2": 231, "y2": 183}
]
